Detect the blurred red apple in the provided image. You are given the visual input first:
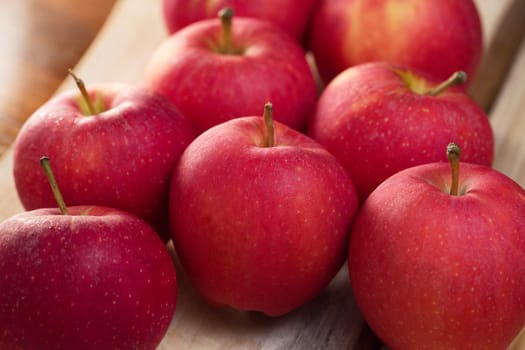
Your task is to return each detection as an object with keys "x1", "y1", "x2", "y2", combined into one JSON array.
[
  {"x1": 309, "y1": 0, "x2": 483, "y2": 84},
  {"x1": 13, "y1": 78, "x2": 195, "y2": 240},
  {"x1": 145, "y1": 9, "x2": 318, "y2": 134},
  {"x1": 308, "y1": 62, "x2": 493, "y2": 202},
  {"x1": 170, "y1": 104, "x2": 358, "y2": 316},
  {"x1": 348, "y1": 143, "x2": 525, "y2": 350},
  {"x1": 162, "y1": 0, "x2": 318, "y2": 41}
]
